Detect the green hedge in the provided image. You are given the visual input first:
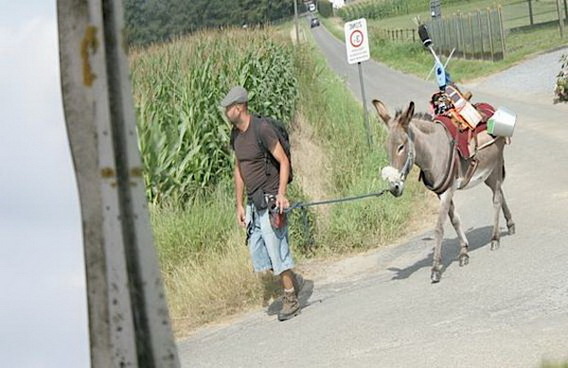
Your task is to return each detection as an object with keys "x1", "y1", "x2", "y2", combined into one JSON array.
[{"x1": 318, "y1": 1, "x2": 334, "y2": 17}]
